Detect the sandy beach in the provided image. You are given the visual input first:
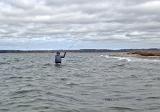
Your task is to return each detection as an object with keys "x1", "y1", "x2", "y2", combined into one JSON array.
[{"x1": 110, "y1": 51, "x2": 160, "y2": 59}]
